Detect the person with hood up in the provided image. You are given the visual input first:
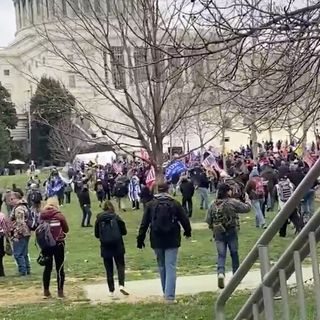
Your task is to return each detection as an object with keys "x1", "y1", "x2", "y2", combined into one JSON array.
[
  {"x1": 39, "y1": 197, "x2": 69, "y2": 299},
  {"x1": 245, "y1": 167, "x2": 267, "y2": 229},
  {"x1": 128, "y1": 172, "x2": 141, "y2": 210},
  {"x1": 94, "y1": 200, "x2": 129, "y2": 299}
]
